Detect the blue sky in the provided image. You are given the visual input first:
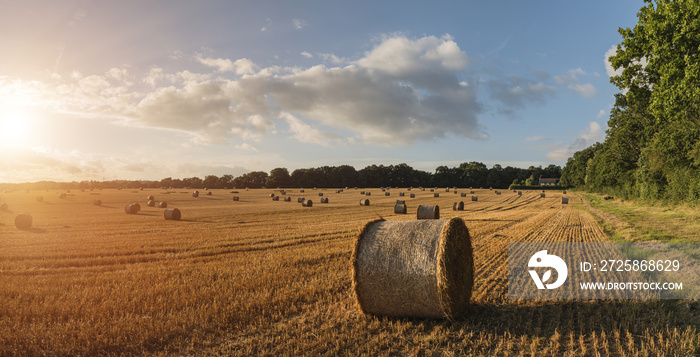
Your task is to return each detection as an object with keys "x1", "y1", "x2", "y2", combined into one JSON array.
[{"x1": 0, "y1": 0, "x2": 642, "y2": 182}]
